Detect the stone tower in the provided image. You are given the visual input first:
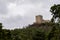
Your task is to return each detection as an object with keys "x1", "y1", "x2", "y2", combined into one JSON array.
[{"x1": 36, "y1": 15, "x2": 43, "y2": 24}]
